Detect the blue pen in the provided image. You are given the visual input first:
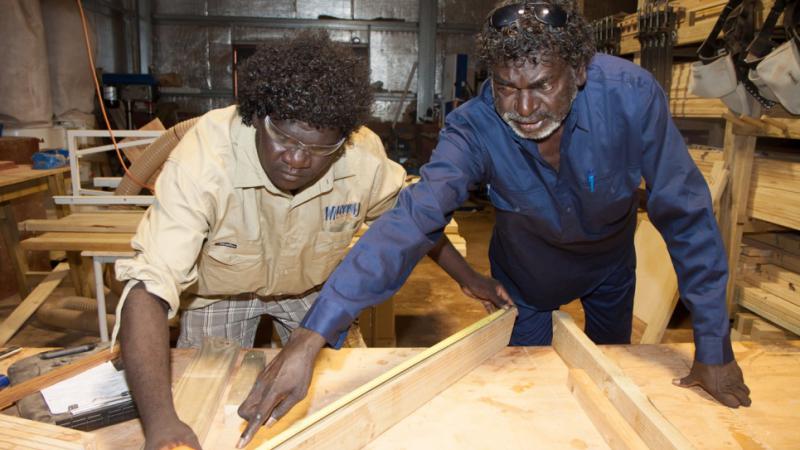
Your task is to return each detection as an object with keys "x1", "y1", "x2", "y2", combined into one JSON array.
[{"x1": 587, "y1": 169, "x2": 595, "y2": 193}]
